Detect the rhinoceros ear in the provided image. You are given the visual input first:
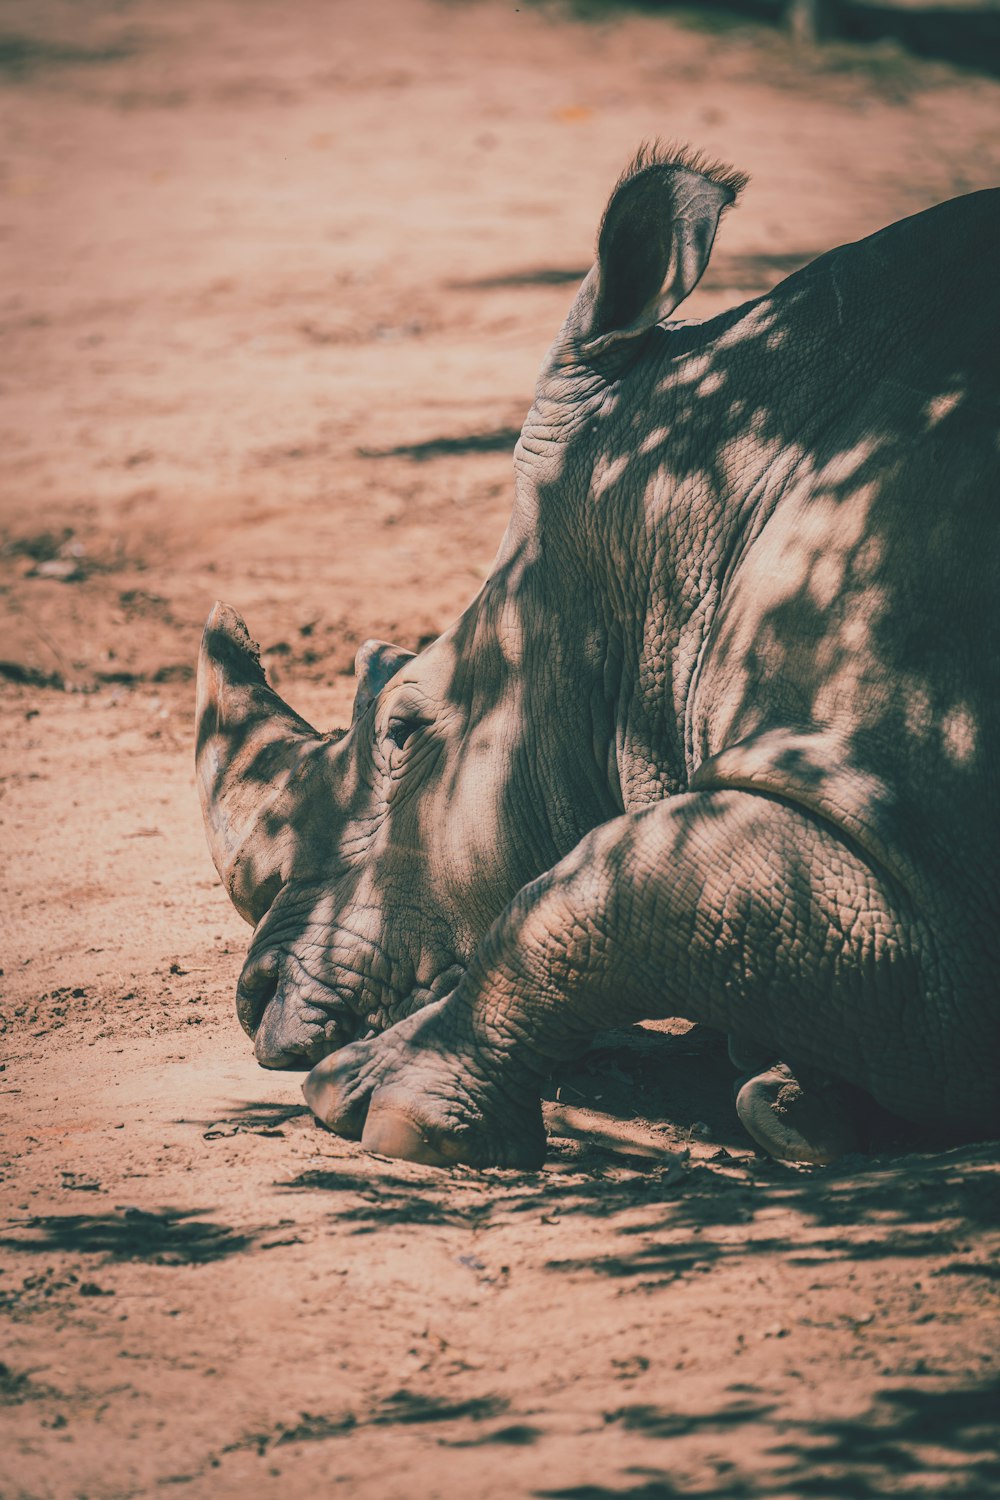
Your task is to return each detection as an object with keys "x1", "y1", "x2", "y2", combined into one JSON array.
[
  {"x1": 196, "y1": 603, "x2": 341, "y2": 924},
  {"x1": 351, "y1": 638, "x2": 416, "y2": 724},
  {"x1": 570, "y1": 144, "x2": 748, "y2": 359}
]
